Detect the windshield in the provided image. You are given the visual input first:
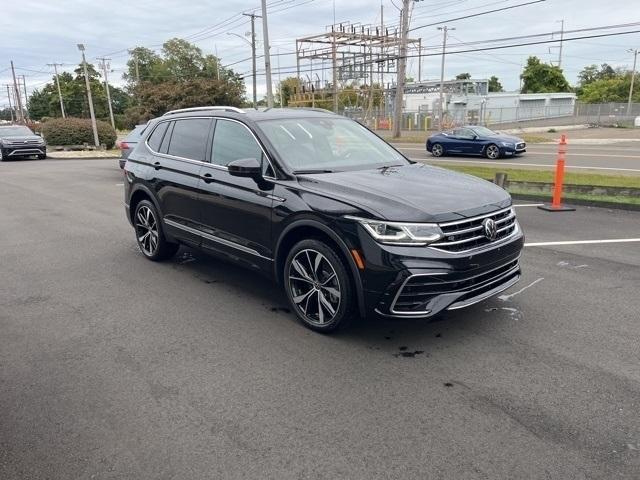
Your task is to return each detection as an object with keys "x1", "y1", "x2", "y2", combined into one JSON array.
[
  {"x1": 471, "y1": 126, "x2": 498, "y2": 137},
  {"x1": 257, "y1": 117, "x2": 408, "y2": 172},
  {"x1": 0, "y1": 126, "x2": 34, "y2": 137}
]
